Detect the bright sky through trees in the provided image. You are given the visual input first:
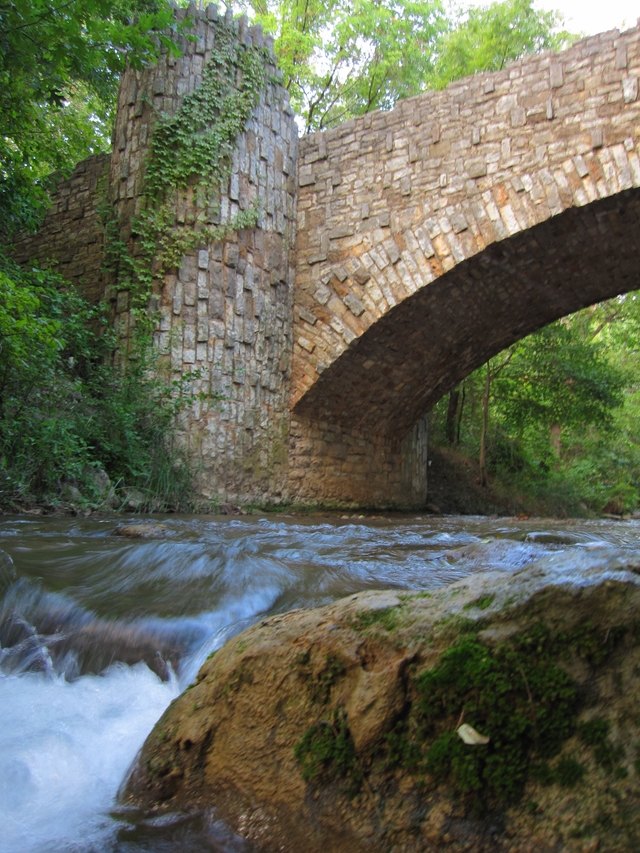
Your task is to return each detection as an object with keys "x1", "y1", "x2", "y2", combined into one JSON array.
[{"x1": 534, "y1": 0, "x2": 638, "y2": 35}]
